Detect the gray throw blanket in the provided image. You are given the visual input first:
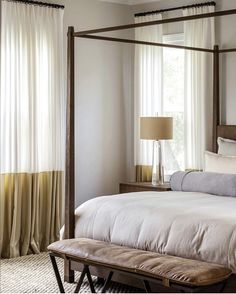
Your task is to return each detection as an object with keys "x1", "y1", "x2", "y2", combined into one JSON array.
[{"x1": 170, "y1": 171, "x2": 236, "y2": 197}]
